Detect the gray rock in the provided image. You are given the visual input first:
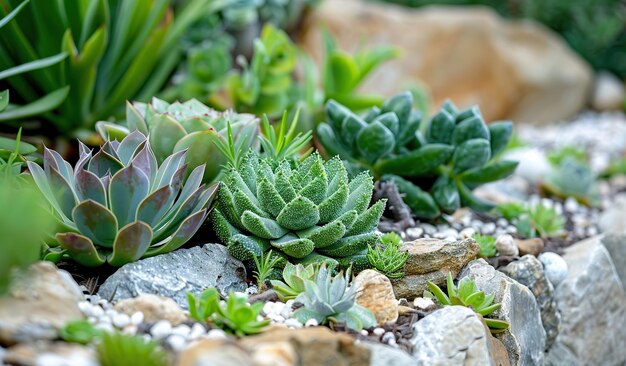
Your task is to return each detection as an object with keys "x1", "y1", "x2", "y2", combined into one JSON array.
[
  {"x1": 599, "y1": 193, "x2": 626, "y2": 235},
  {"x1": 410, "y1": 306, "x2": 493, "y2": 365},
  {"x1": 538, "y1": 252, "x2": 568, "y2": 287},
  {"x1": 363, "y1": 342, "x2": 415, "y2": 366},
  {"x1": 0, "y1": 262, "x2": 84, "y2": 345},
  {"x1": 547, "y1": 236, "x2": 626, "y2": 365},
  {"x1": 495, "y1": 234, "x2": 519, "y2": 257},
  {"x1": 500, "y1": 255, "x2": 560, "y2": 349},
  {"x1": 601, "y1": 234, "x2": 626, "y2": 289},
  {"x1": 460, "y1": 259, "x2": 546, "y2": 365},
  {"x1": 98, "y1": 244, "x2": 247, "y2": 308}
]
